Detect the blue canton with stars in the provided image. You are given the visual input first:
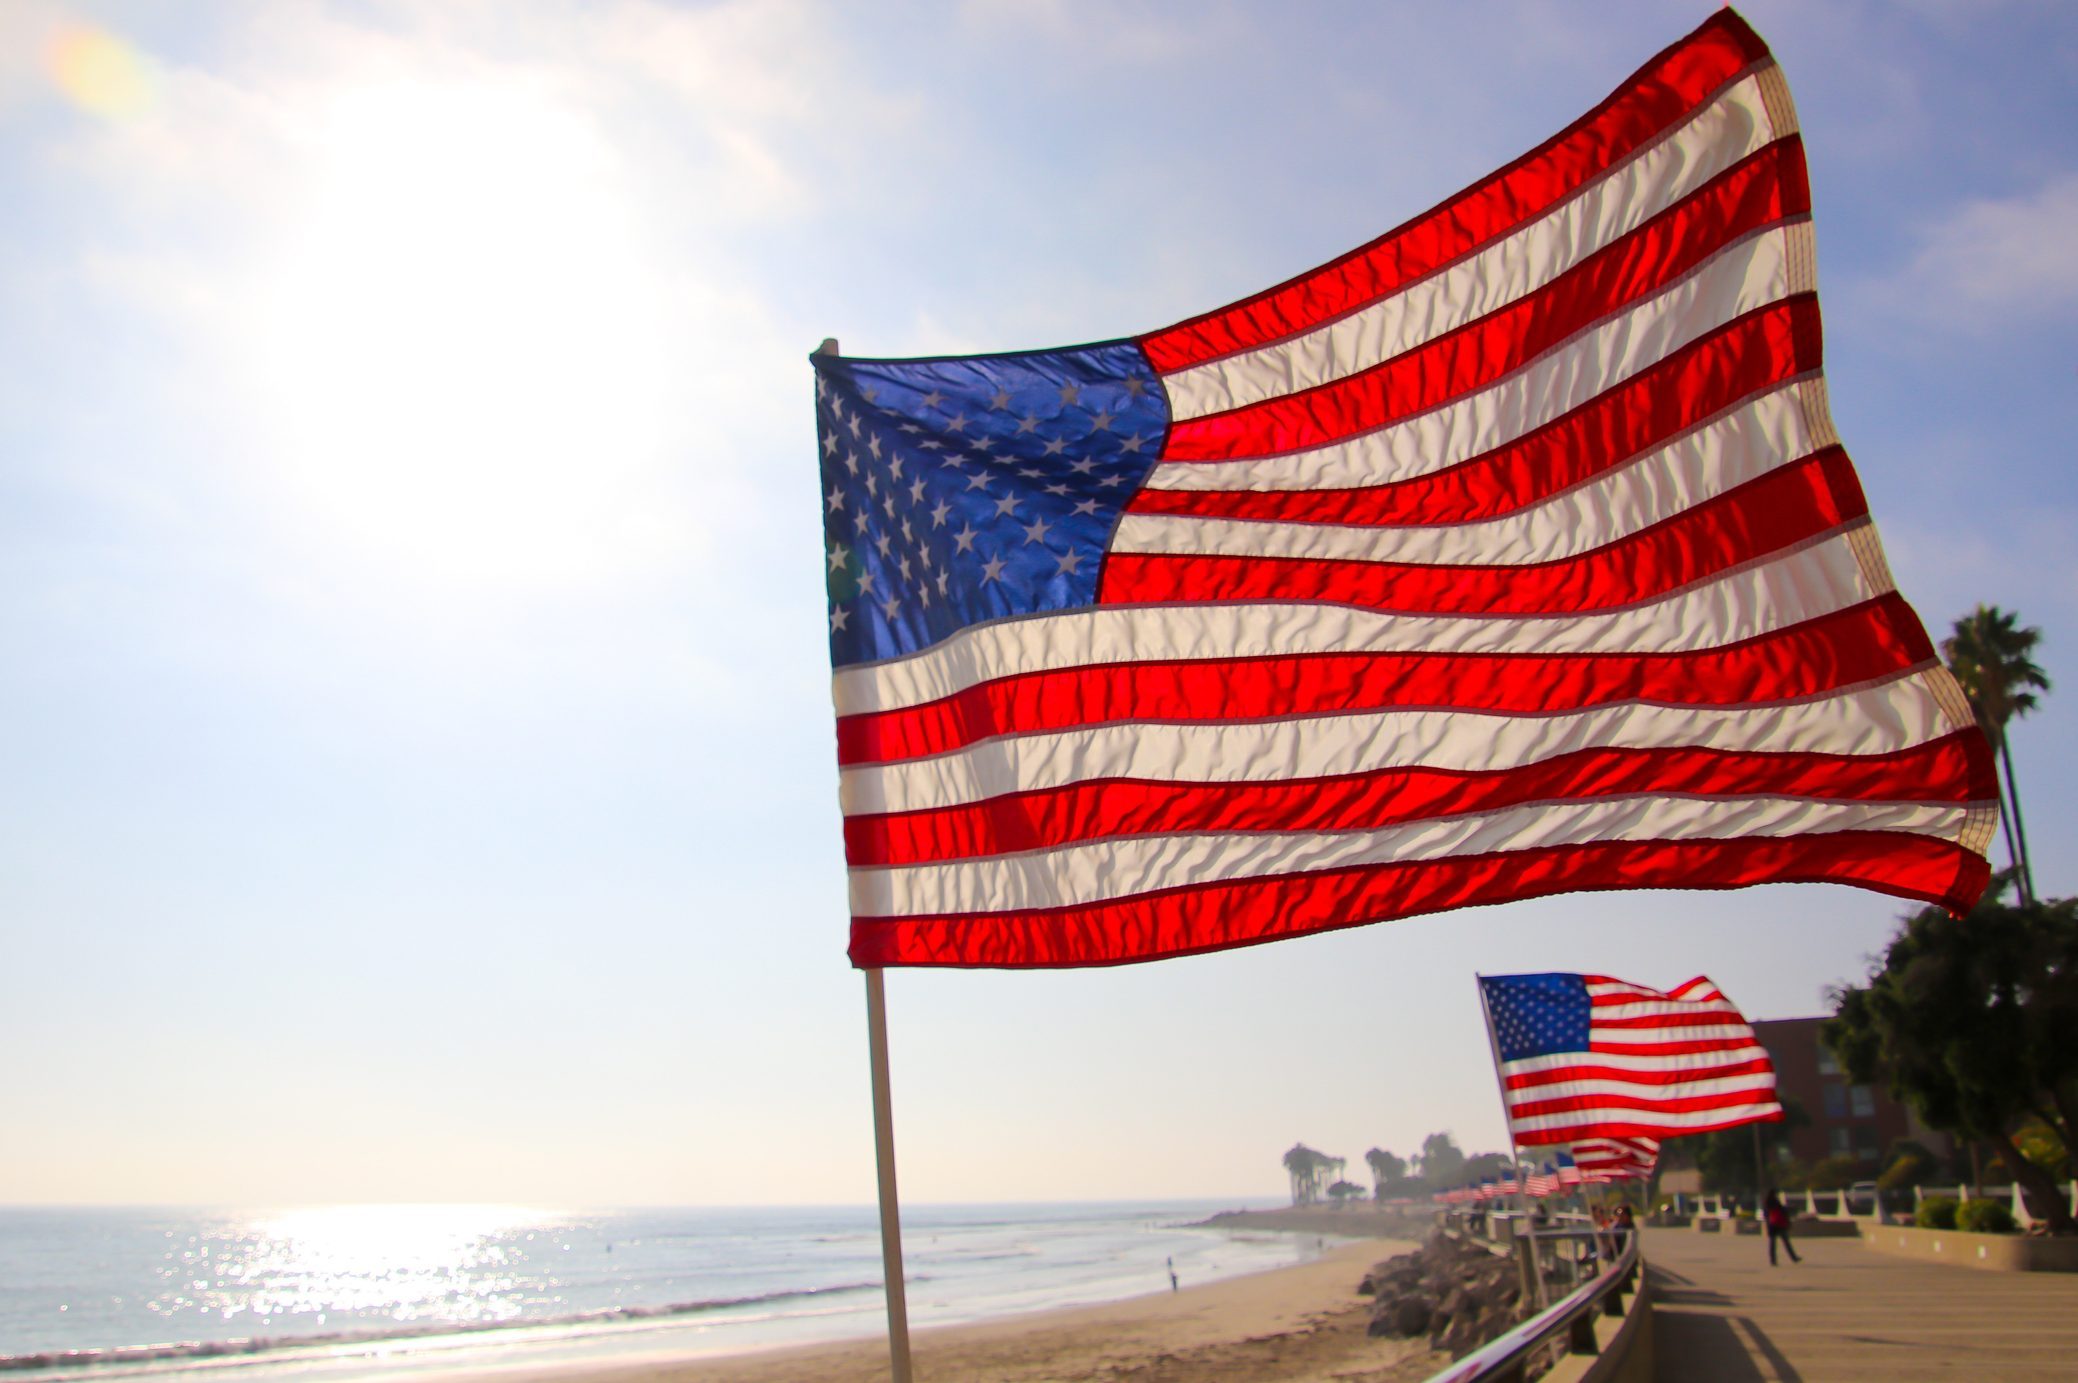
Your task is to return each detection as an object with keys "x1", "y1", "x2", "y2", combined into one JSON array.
[
  {"x1": 812, "y1": 340, "x2": 1167, "y2": 667},
  {"x1": 1480, "y1": 973, "x2": 1593, "y2": 1062}
]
